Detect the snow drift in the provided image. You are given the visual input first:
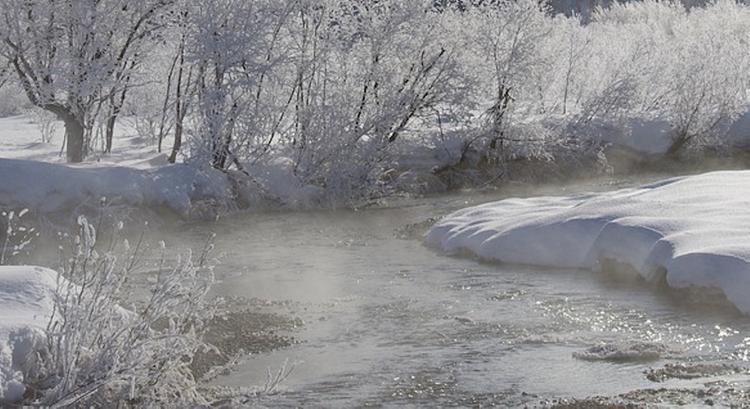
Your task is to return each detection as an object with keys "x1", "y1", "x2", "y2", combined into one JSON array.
[
  {"x1": 426, "y1": 171, "x2": 750, "y2": 314},
  {"x1": 0, "y1": 266, "x2": 58, "y2": 403},
  {"x1": 0, "y1": 158, "x2": 232, "y2": 218}
]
